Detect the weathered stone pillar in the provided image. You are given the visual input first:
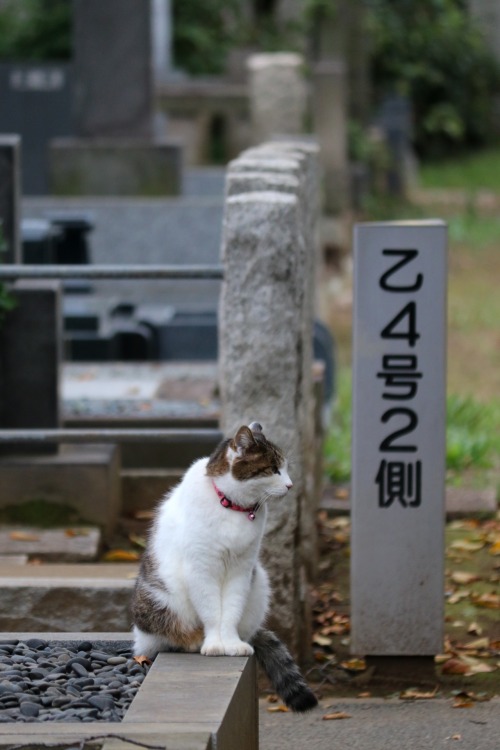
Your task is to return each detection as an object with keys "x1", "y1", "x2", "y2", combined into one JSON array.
[
  {"x1": 247, "y1": 53, "x2": 307, "y2": 144},
  {"x1": 220, "y1": 141, "x2": 319, "y2": 656},
  {"x1": 0, "y1": 135, "x2": 21, "y2": 264},
  {"x1": 312, "y1": 60, "x2": 349, "y2": 215}
]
